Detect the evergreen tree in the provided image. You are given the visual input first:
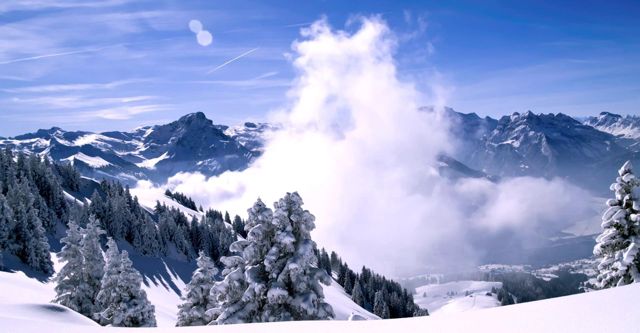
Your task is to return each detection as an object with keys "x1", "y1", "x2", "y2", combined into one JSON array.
[
  {"x1": 132, "y1": 215, "x2": 161, "y2": 256},
  {"x1": 6, "y1": 179, "x2": 53, "y2": 274},
  {"x1": 343, "y1": 272, "x2": 354, "y2": 294},
  {"x1": 318, "y1": 248, "x2": 331, "y2": 276},
  {"x1": 373, "y1": 291, "x2": 390, "y2": 319},
  {"x1": 81, "y1": 216, "x2": 106, "y2": 314},
  {"x1": 95, "y1": 239, "x2": 156, "y2": 327},
  {"x1": 53, "y1": 220, "x2": 94, "y2": 316},
  {"x1": 351, "y1": 278, "x2": 365, "y2": 307},
  {"x1": 330, "y1": 251, "x2": 341, "y2": 273},
  {"x1": 594, "y1": 161, "x2": 640, "y2": 288},
  {"x1": 232, "y1": 215, "x2": 246, "y2": 238},
  {"x1": 260, "y1": 192, "x2": 334, "y2": 321},
  {"x1": 0, "y1": 194, "x2": 12, "y2": 268},
  {"x1": 210, "y1": 194, "x2": 334, "y2": 324},
  {"x1": 208, "y1": 198, "x2": 273, "y2": 324},
  {"x1": 176, "y1": 251, "x2": 219, "y2": 326}
]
